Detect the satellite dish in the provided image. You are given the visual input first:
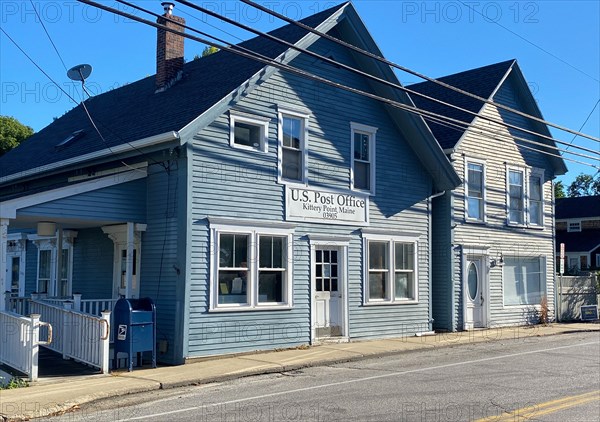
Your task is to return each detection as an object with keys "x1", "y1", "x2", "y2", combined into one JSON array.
[{"x1": 67, "y1": 64, "x2": 93, "y2": 82}]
